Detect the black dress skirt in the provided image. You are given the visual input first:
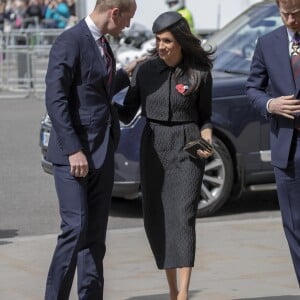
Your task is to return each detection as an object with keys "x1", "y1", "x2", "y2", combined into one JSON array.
[
  {"x1": 118, "y1": 57, "x2": 212, "y2": 270},
  {"x1": 140, "y1": 120, "x2": 205, "y2": 269}
]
